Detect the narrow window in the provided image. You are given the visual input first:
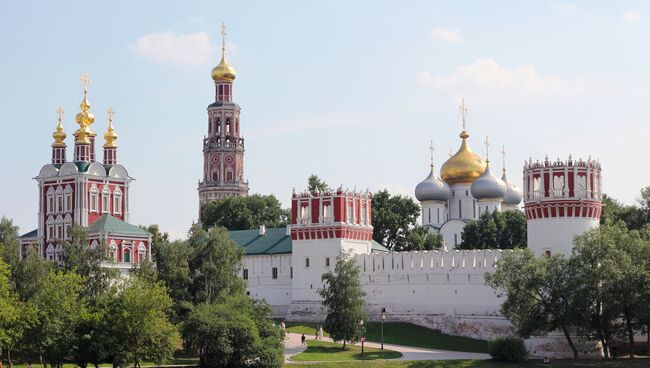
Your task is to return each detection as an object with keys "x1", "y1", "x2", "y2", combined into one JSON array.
[
  {"x1": 243, "y1": 269, "x2": 249, "y2": 280},
  {"x1": 290, "y1": 267, "x2": 293, "y2": 279},
  {"x1": 272, "y1": 267, "x2": 278, "y2": 279},
  {"x1": 428, "y1": 208, "x2": 431, "y2": 223},
  {"x1": 454, "y1": 233, "x2": 458, "y2": 246},
  {"x1": 325, "y1": 257, "x2": 330, "y2": 267},
  {"x1": 57, "y1": 196, "x2": 63, "y2": 212},
  {"x1": 305, "y1": 258, "x2": 310, "y2": 268},
  {"x1": 459, "y1": 199, "x2": 462, "y2": 218}
]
